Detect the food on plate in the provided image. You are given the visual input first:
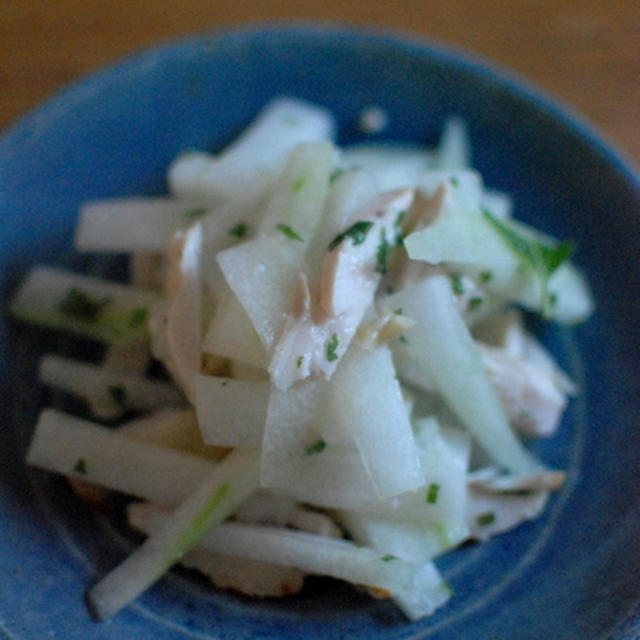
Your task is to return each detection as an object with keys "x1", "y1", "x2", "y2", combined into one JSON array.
[{"x1": 11, "y1": 96, "x2": 594, "y2": 621}]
